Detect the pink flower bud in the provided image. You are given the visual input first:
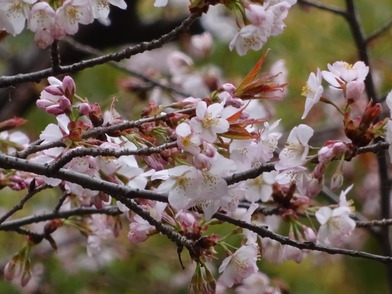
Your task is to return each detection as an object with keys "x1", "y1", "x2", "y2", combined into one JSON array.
[
  {"x1": 345, "y1": 80, "x2": 364, "y2": 104},
  {"x1": 78, "y1": 103, "x2": 92, "y2": 116},
  {"x1": 62, "y1": 75, "x2": 76, "y2": 100},
  {"x1": 193, "y1": 153, "x2": 212, "y2": 170},
  {"x1": 245, "y1": 4, "x2": 266, "y2": 26}
]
